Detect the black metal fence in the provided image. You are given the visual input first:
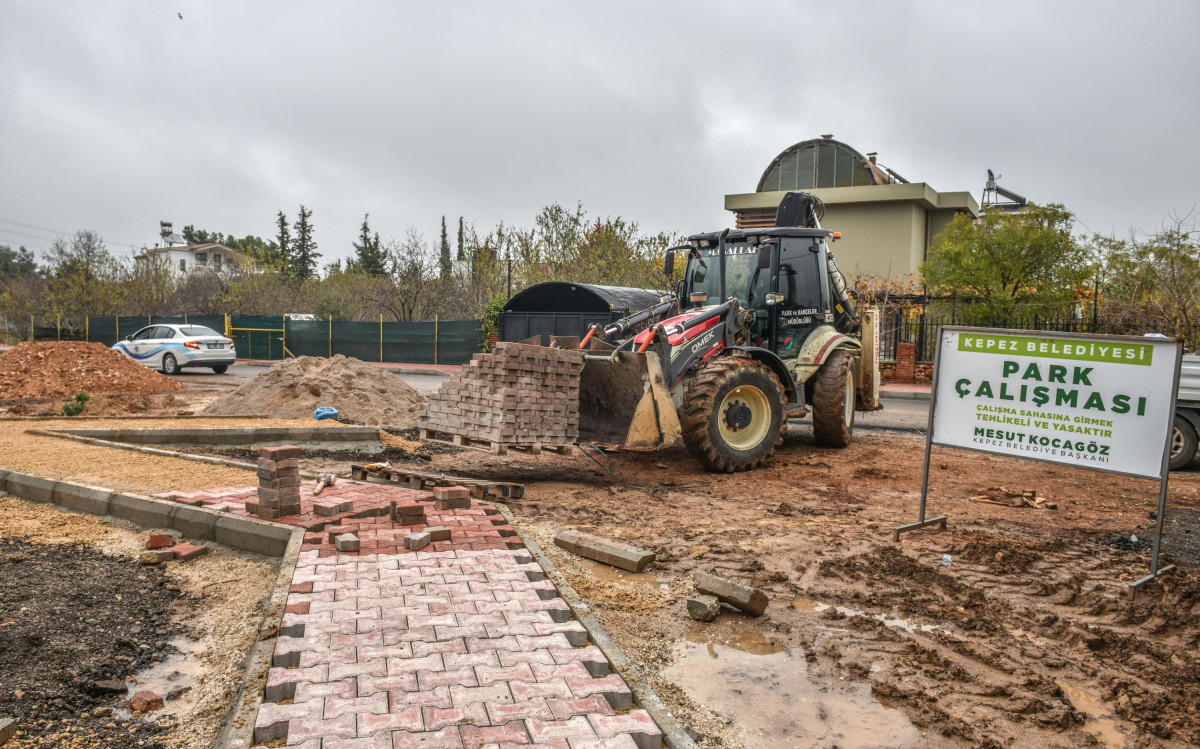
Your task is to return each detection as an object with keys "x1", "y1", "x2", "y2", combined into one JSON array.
[{"x1": 880, "y1": 315, "x2": 1099, "y2": 362}]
